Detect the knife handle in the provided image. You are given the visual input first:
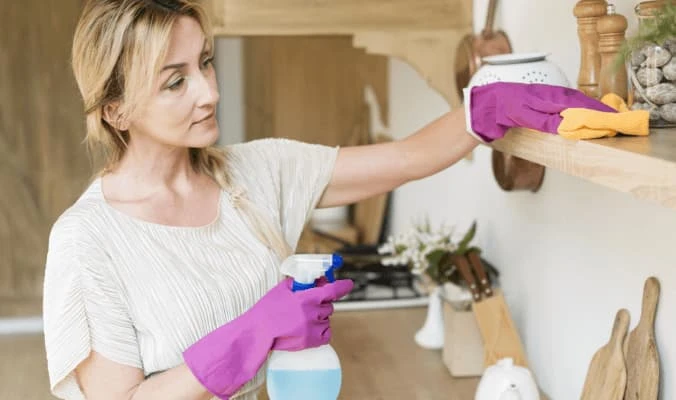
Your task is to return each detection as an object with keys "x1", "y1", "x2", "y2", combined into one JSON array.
[
  {"x1": 451, "y1": 254, "x2": 481, "y2": 302},
  {"x1": 468, "y1": 250, "x2": 493, "y2": 297}
]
